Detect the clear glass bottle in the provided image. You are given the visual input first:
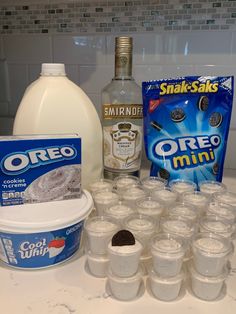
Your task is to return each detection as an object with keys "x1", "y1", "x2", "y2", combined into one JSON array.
[{"x1": 102, "y1": 37, "x2": 143, "y2": 180}]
